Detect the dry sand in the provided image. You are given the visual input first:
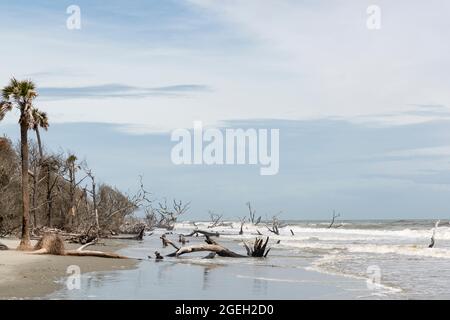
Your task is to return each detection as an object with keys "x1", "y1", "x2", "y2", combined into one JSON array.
[{"x1": 0, "y1": 238, "x2": 137, "y2": 299}]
